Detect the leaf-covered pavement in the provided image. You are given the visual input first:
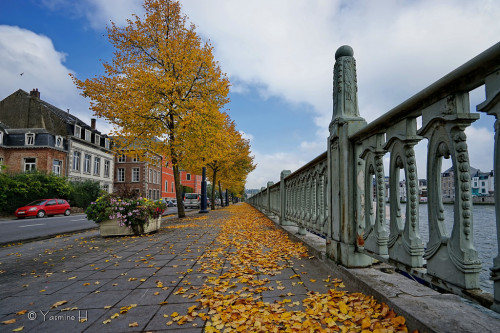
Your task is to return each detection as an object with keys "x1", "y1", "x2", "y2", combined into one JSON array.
[{"x1": 0, "y1": 203, "x2": 411, "y2": 332}]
